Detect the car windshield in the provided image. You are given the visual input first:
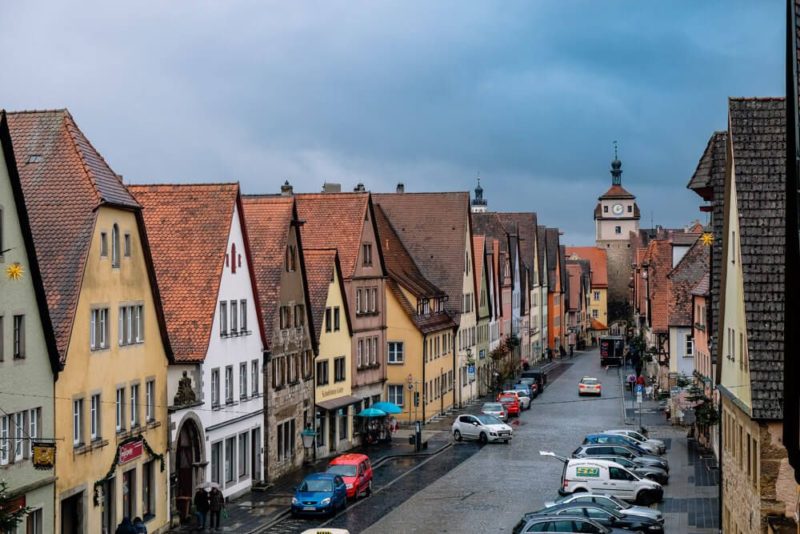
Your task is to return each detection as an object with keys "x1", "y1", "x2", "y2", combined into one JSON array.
[
  {"x1": 482, "y1": 403, "x2": 503, "y2": 411},
  {"x1": 629, "y1": 432, "x2": 645, "y2": 442},
  {"x1": 606, "y1": 495, "x2": 631, "y2": 509},
  {"x1": 581, "y1": 378, "x2": 598, "y2": 385},
  {"x1": 299, "y1": 479, "x2": 333, "y2": 492},
  {"x1": 475, "y1": 414, "x2": 502, "y2": 425},
  {"x1": 327, "y1": 464, "x2": 357, "y2": 477},
  {"x1": 499, "y1": 396, "x2": 516, "y2": 403}
]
